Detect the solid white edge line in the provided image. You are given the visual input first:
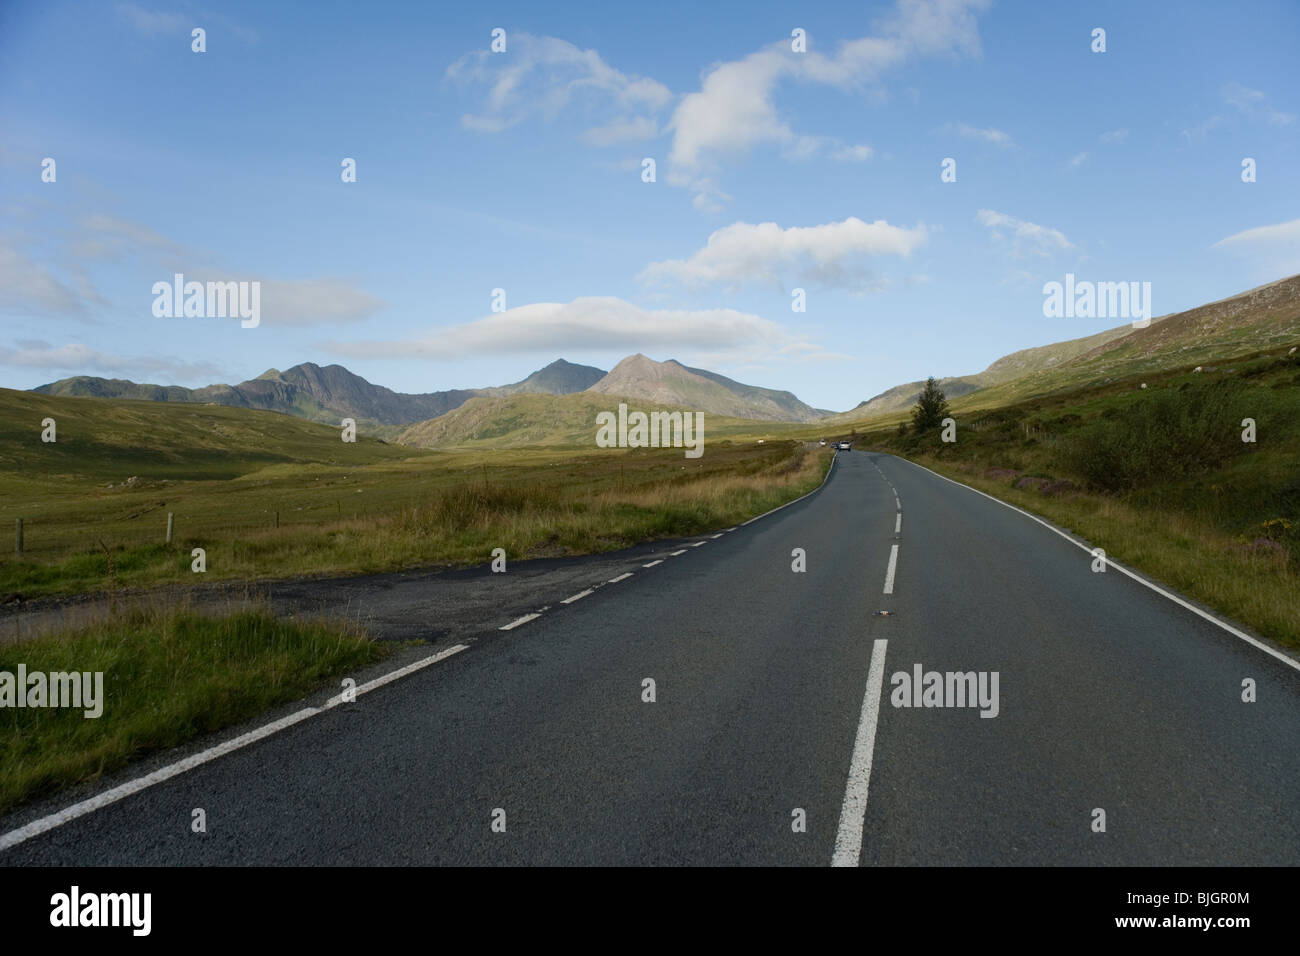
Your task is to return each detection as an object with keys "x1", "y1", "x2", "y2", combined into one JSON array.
[
  {"x1": 0, "y1": 643, "x2": 470, "y2": 853},
  {"x1": 832, "y1": 638, "x2": 888, "y2": 867},
  {"x1": 500, "y1": 613, "x2": 541, "y2": 631},
  {"x1": 608, "y1": 572, "x2": 633, "y2": 583},
  {"x1": 642, "y1": 560, "x2": 664, "y2": 568},
  {"x1": 560, "y1": 589, "x2": 594, "y2": 604},
  {"x1": 883, "y1": 544, "x2": 899, "y2": 594},
  {"x1": 891, "y1": 455, "x2": 1300, "y2": 673},
  {"x1": 740, "y1": 452, "x2": 837, "y2": 526},
  {"x1": 324, "y1": 643, "x2": 469, "y2": 708}
]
